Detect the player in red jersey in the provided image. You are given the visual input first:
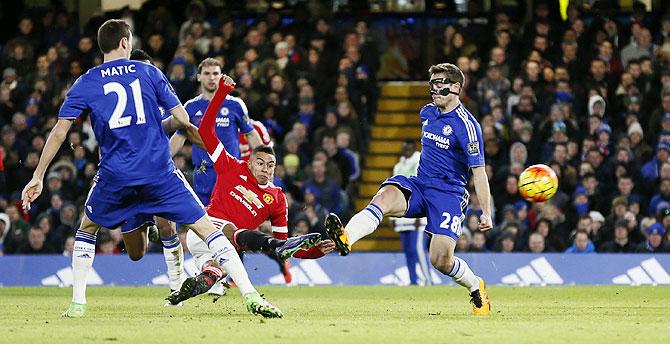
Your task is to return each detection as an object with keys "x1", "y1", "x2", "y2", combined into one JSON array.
[
  {"x1": 168, "y1": 75, "x2": 334, "y2": 305},
  {"x1": 238, "y1": 119, "x2": 300, "y2": 287}
]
